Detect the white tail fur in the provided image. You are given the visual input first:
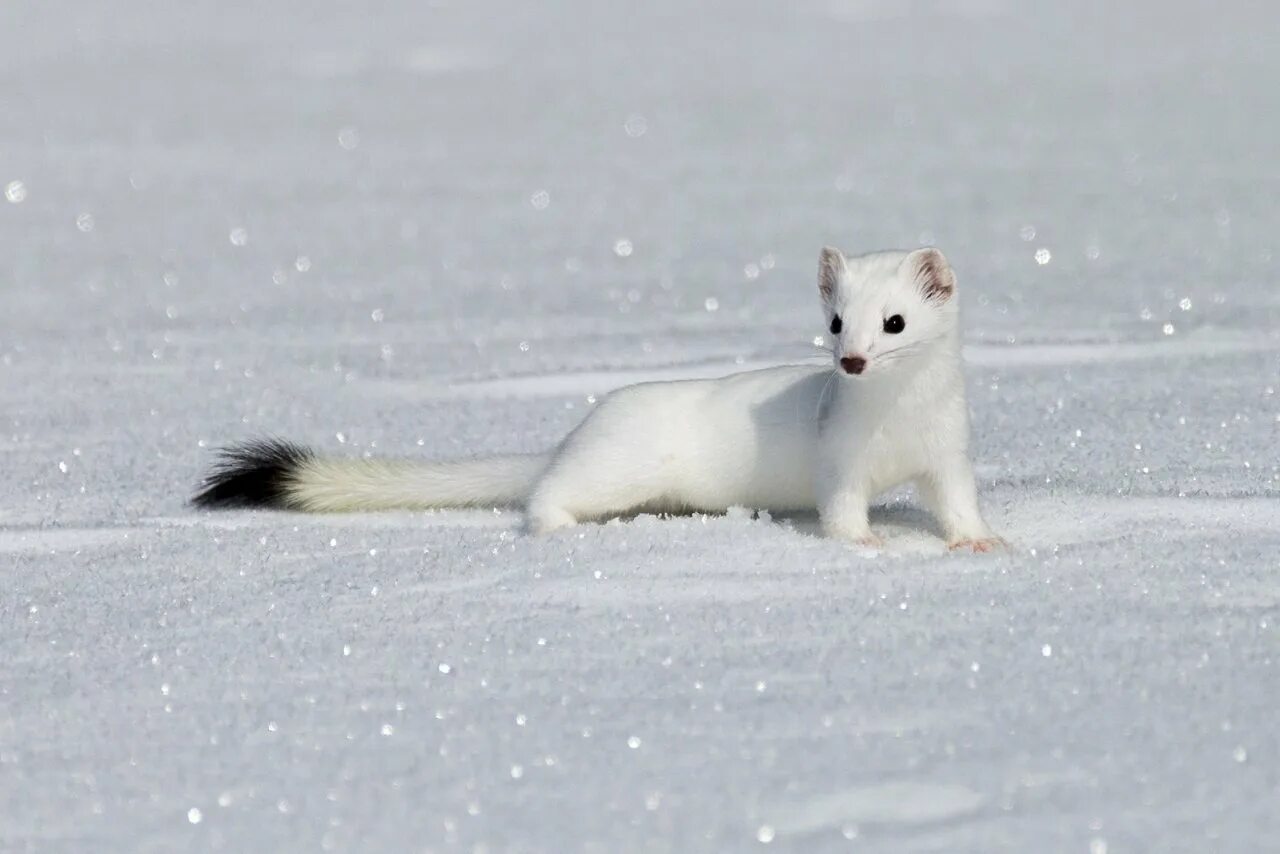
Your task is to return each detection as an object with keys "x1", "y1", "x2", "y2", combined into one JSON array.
[{"x1": 286, "y1": 453, "x2": 550, "y2": 512}]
